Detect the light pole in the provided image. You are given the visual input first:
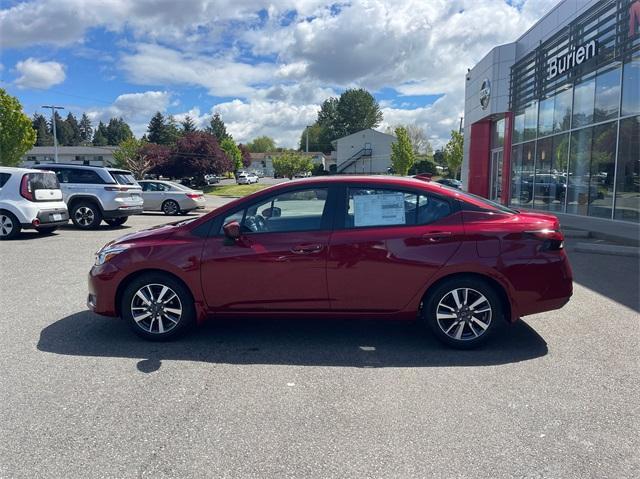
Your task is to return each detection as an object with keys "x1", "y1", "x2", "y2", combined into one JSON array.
[
  {"x1": 42, "y1": 105, "x2": 65, "y2": 163},
  {"x1": 305, "y1": 125, "x2": 312, "y2": 153}
]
